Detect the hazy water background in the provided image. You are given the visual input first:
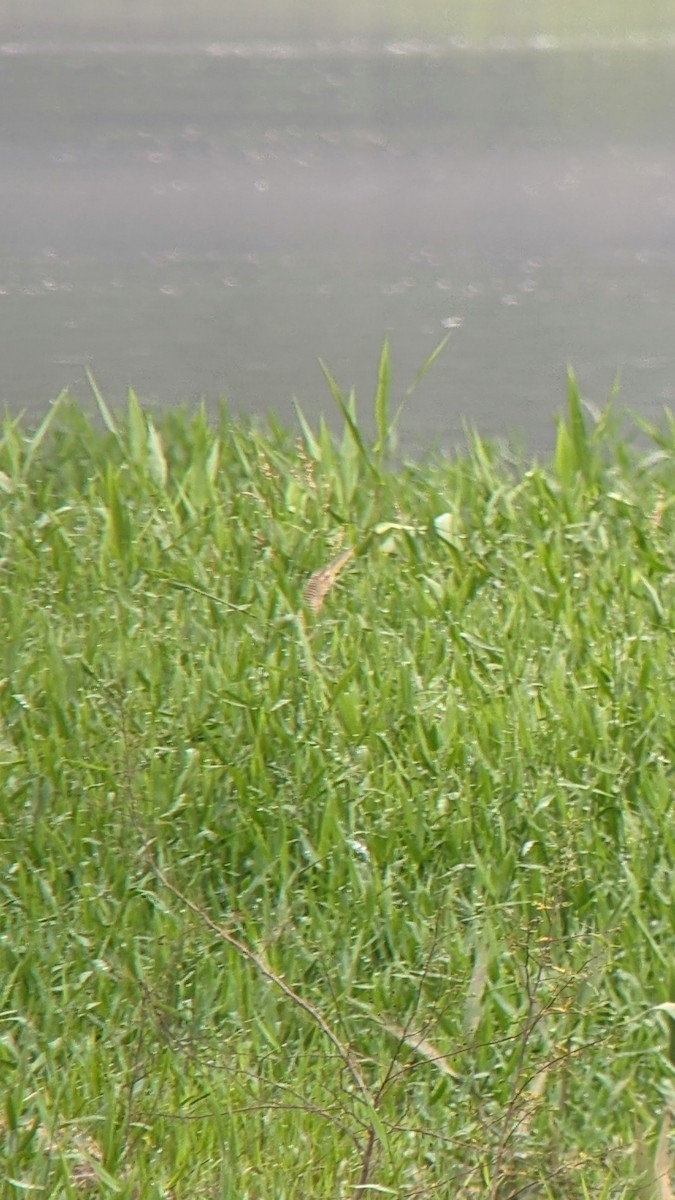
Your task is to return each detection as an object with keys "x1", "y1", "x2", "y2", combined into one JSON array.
[{"x1": 3, "y1": 1, "x2": 675, "y2": 450}]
